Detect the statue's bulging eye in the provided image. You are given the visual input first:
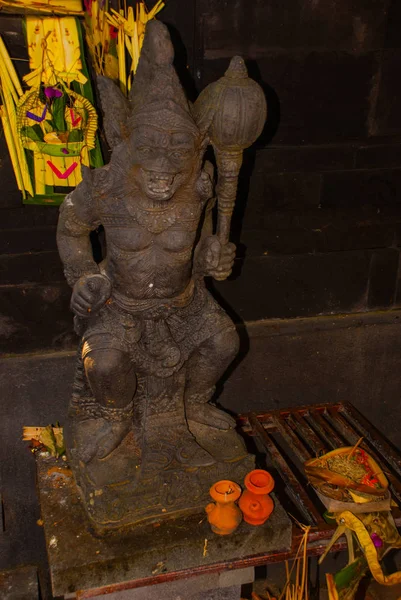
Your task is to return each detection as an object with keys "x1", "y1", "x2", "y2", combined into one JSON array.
[{"x1": 172, "y1": 150, "x2": 186, "y2": 159}]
